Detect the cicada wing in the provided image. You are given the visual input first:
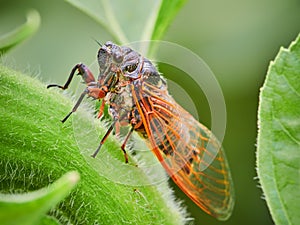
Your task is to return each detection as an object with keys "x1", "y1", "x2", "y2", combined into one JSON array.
[{"x1": 132, "y1": 81, "x2": 234, "y2": 220}]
